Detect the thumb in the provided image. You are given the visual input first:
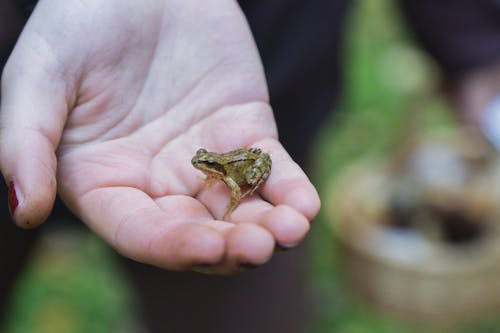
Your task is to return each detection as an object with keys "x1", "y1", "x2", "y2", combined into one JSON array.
[{"x1": 0, "y1": 44, "x2": 69, "y2": 228}]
